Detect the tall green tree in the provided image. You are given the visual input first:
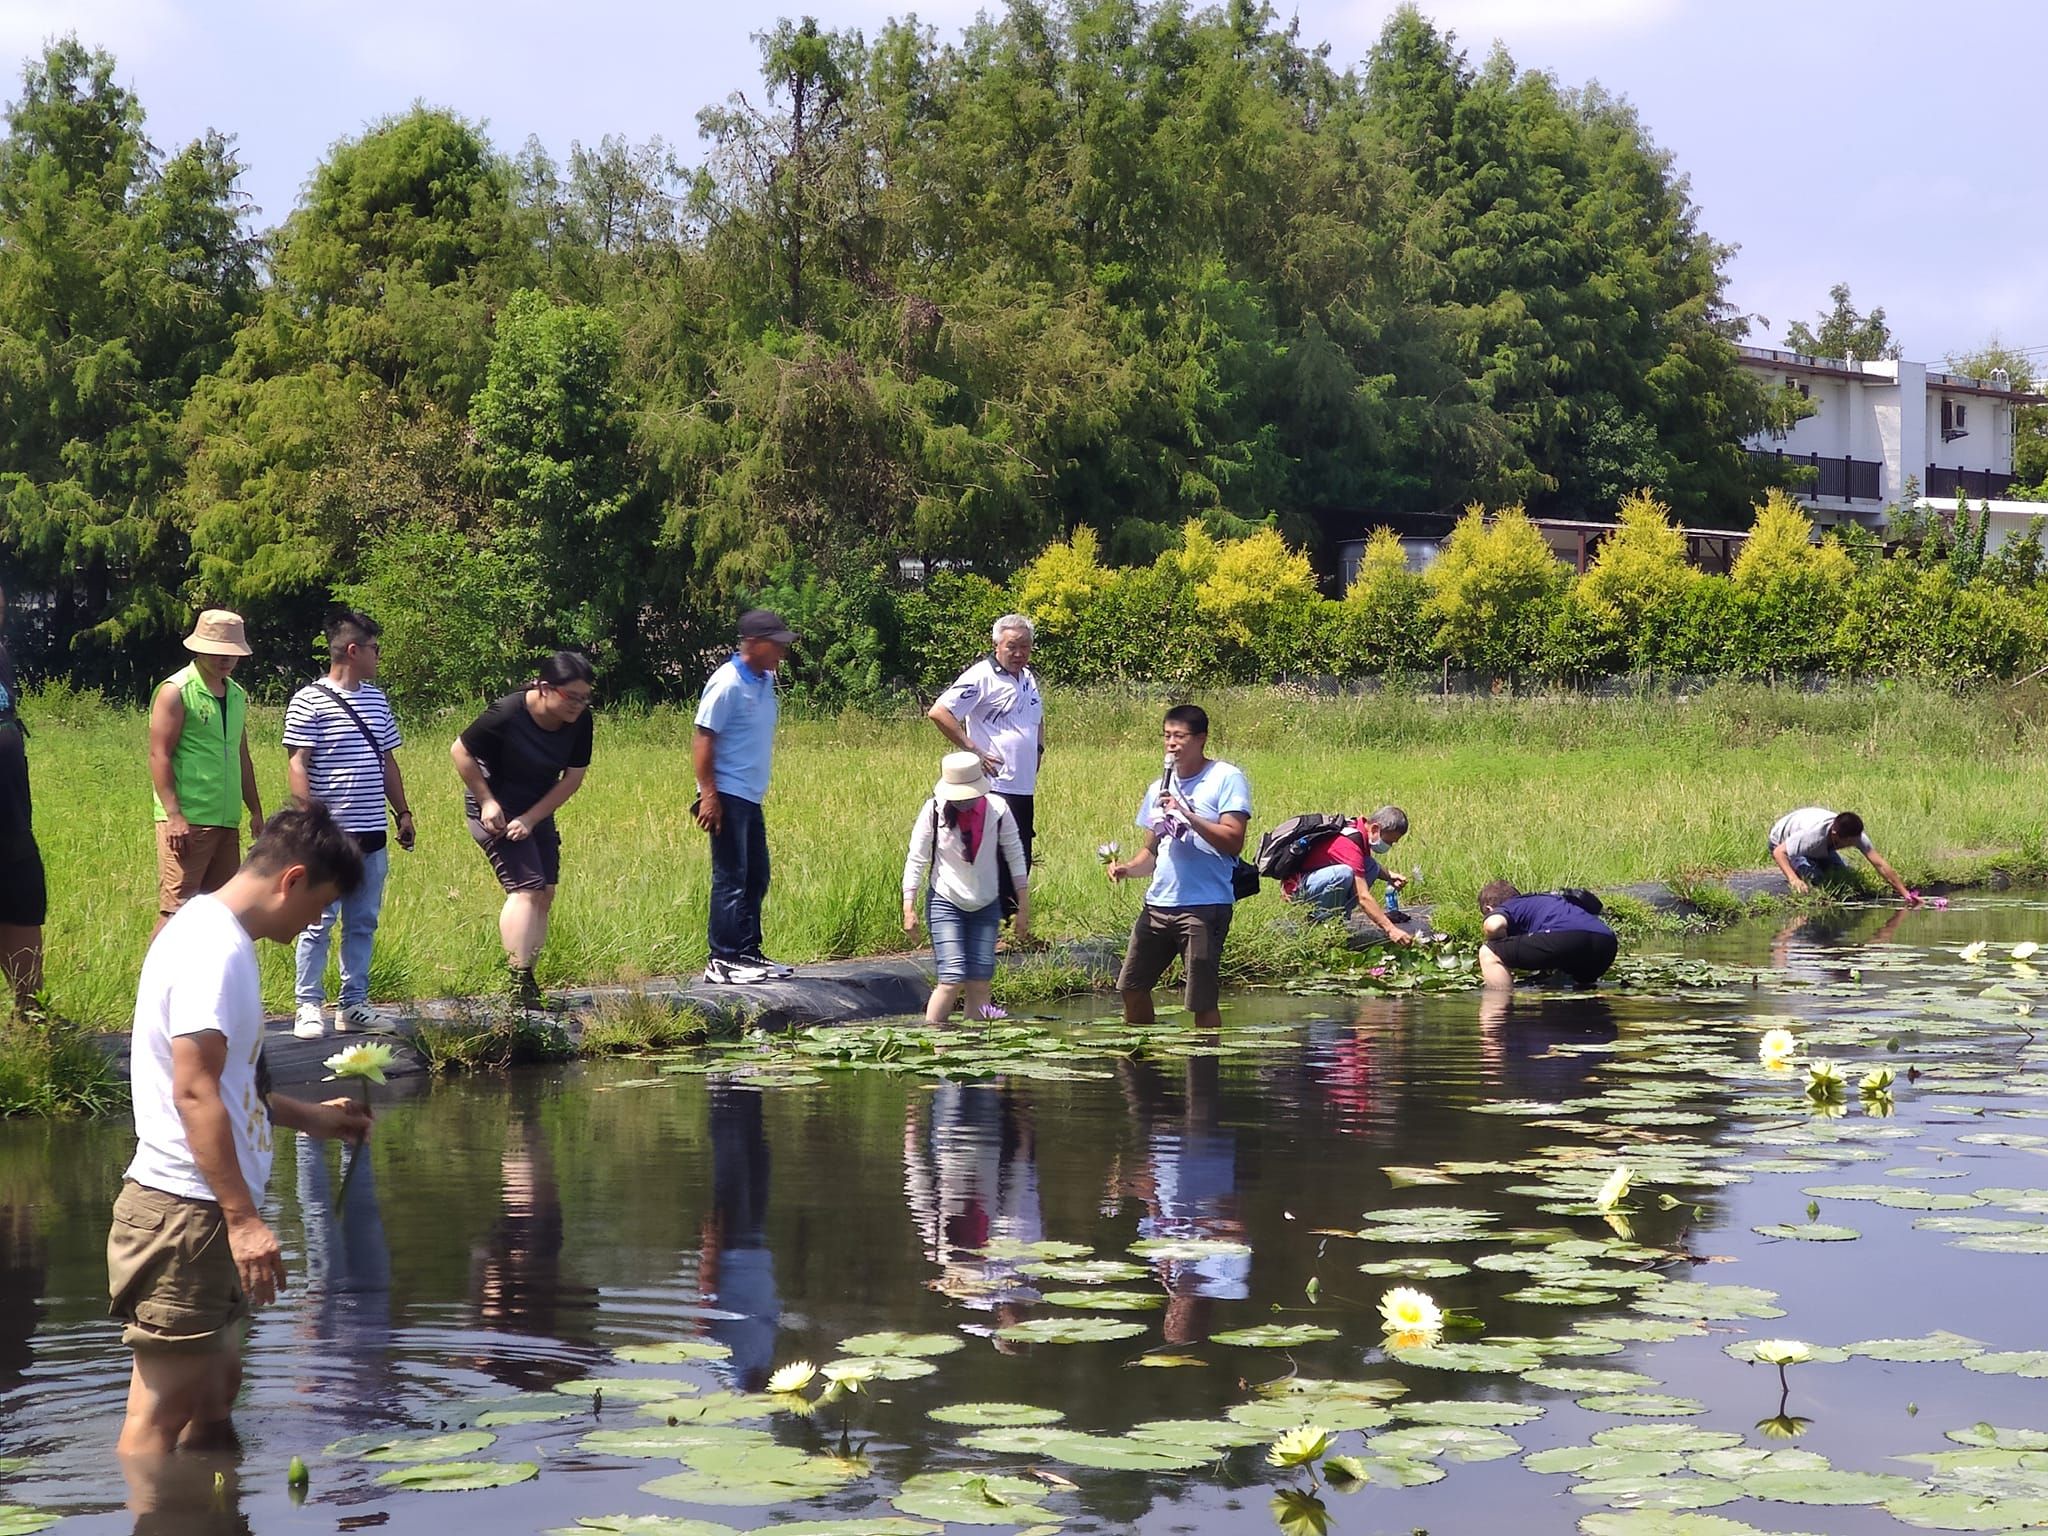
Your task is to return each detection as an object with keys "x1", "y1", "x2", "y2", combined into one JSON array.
[{"x1": 1784, "y1": 281, "x2": 1899, "y2": 361}]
